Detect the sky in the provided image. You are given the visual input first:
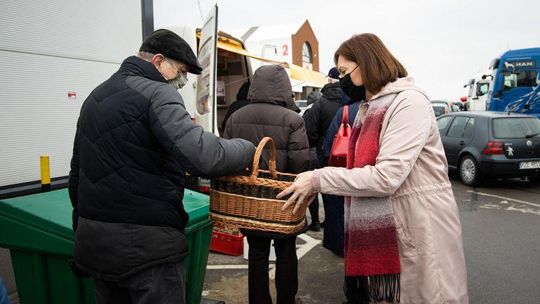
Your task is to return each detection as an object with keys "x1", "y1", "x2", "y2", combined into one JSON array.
[{"x1": 154, "y1": 0, "x2": 540, "y2": 100}]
